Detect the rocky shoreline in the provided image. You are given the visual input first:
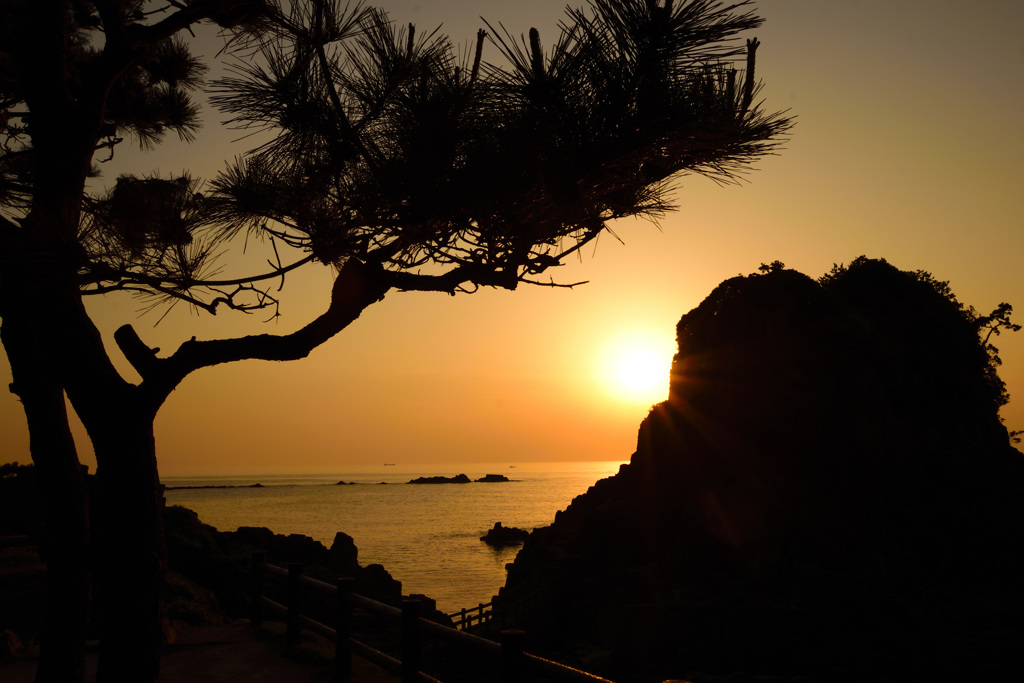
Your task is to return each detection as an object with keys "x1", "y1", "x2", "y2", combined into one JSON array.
[{"x1": 162, "y1": 505, "x2": 451, "y2": 627}]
